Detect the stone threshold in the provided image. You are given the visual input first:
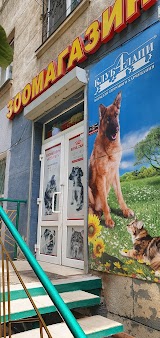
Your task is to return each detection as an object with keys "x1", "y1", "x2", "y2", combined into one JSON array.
[{"x1": 112, "y1": 333, "x2": 135, "y2": 338}]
